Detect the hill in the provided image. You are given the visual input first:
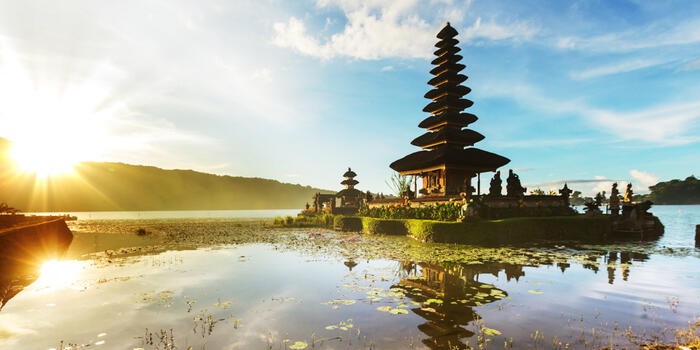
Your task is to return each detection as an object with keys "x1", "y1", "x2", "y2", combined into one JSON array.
[
  {"x1": 648, "y1": 176, "x2": 700, "y2": 205},
  {"x1": 0, "y1": 140, "x2": 332, "y2": 211}
]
